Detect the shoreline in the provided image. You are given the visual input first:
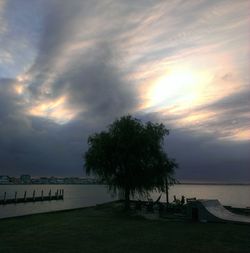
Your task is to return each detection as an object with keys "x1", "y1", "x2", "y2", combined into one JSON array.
[
  {"x1": 1, "y1": 182, "x2": 250, "y2": 186},
  {"x1": 1, "y1": 200, "x2": 249, "y2": 221}
]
